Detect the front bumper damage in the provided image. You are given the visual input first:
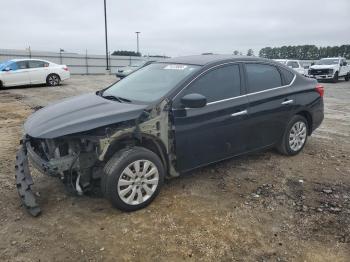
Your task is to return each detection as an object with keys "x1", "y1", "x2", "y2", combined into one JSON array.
[
  {"x1": 15, "y1": 137, "x2": 80, "y2": 217},
  {"x1": 15, "y1": 141, "x2": 41, "y2": 217}
]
